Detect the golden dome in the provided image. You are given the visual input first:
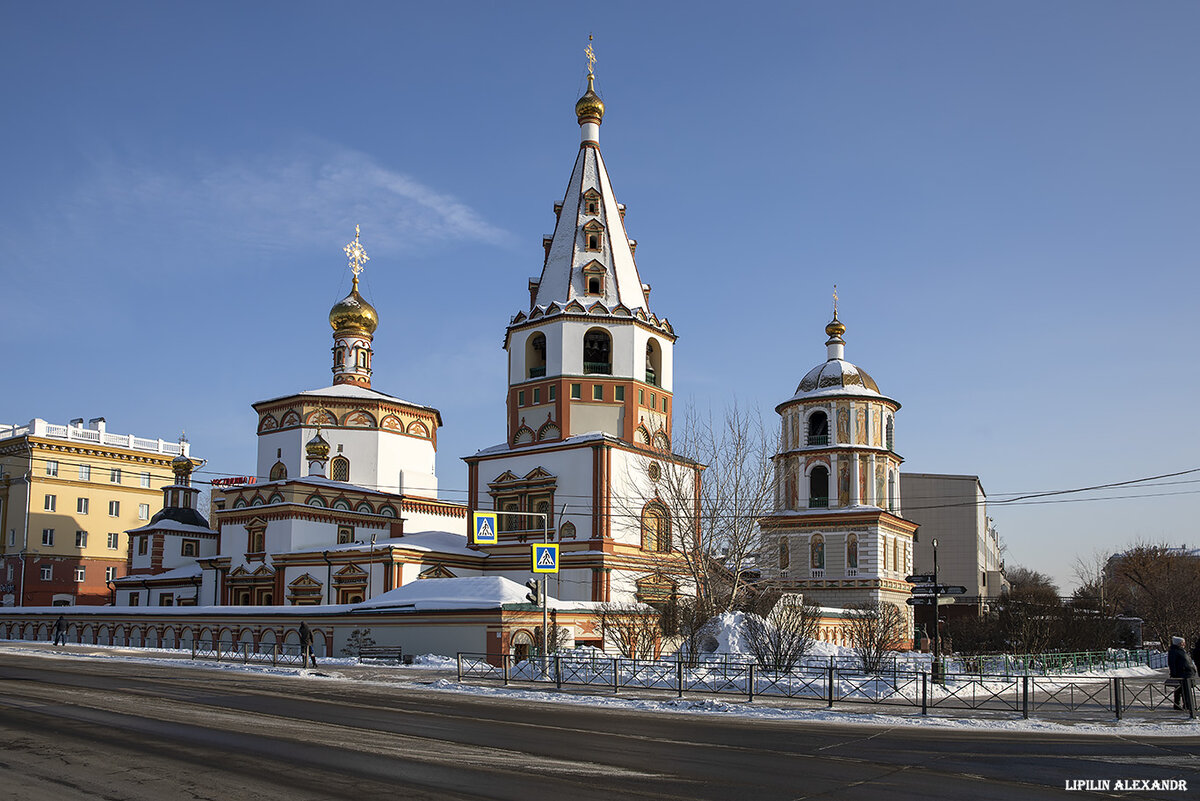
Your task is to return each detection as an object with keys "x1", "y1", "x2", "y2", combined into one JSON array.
[
  {"x1": 575, "y1": 74, "x2": 605, "y2": 124},
  {"x1": 329, "y1": 277, "x2": 379, "y2": 334},
  {"x1": 306, "y1": 430, "x2": 330, "y2": 460},
  {"x1": 825, "y1": 313, "x2": 846, "y2": 339},
  {"x1": 171, "y1": 452, "x2": 194, "y2": 479}
]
